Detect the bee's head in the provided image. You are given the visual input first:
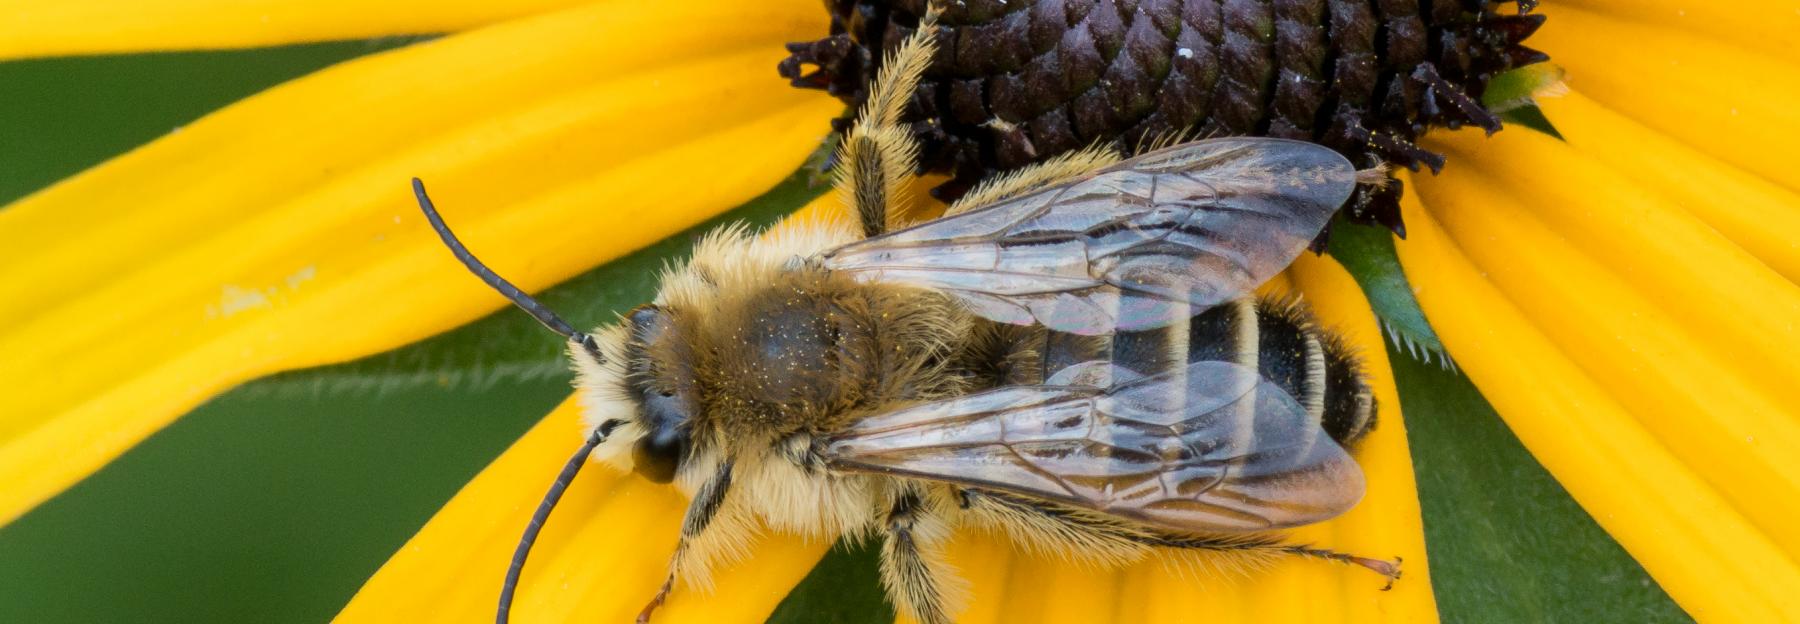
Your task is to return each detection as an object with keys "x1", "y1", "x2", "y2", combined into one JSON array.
[
  {"x1": 557, "y1": 301, "x2": 708, "y2": 486},
  {"x1": 614, "y1": 303, "x2": 695, "y2": 484}
]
